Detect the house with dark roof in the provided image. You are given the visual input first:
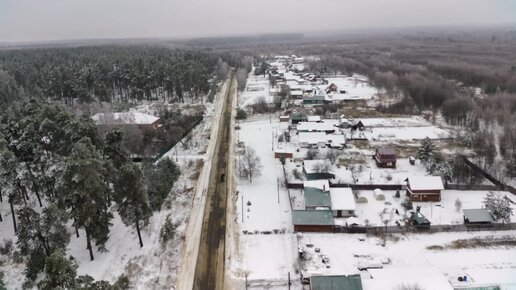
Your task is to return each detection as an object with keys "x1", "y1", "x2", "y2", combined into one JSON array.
[
  {"x1": 292, "y1": 210, "x2": 334, "y2": 232},
  {"x1": 310, "y1": 274, "x2": 363, "y2": 290},
  {"x1": 374, "y1": 146, "x2": 397, "y2": 168}
]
